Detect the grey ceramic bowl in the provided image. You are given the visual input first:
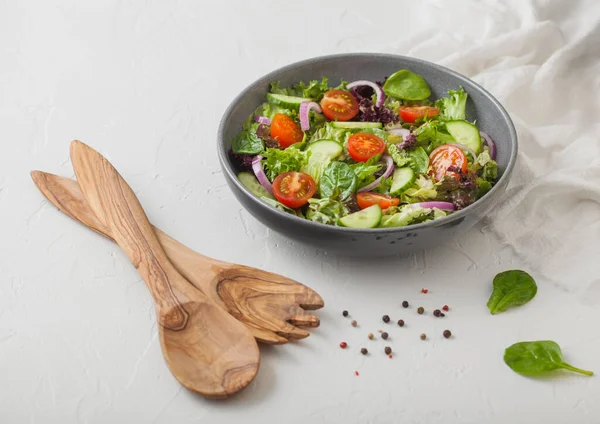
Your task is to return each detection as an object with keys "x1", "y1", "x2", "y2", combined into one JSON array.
[{"x1": 217, "y1": 53, "x2": 517, "y2": 257}]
